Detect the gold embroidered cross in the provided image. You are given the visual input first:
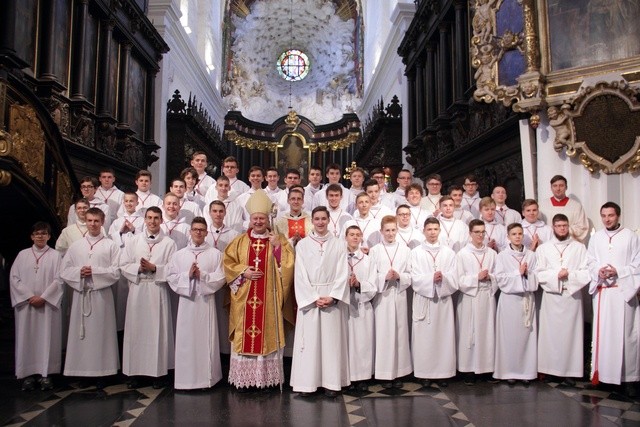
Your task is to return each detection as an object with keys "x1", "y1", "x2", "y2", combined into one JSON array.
[
  {"x1": 248, "y1": 295, "x2": 263, "y2": 309},
  {"x1": 246, "y1": 325, "x2": 261, "y2": 338}
]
